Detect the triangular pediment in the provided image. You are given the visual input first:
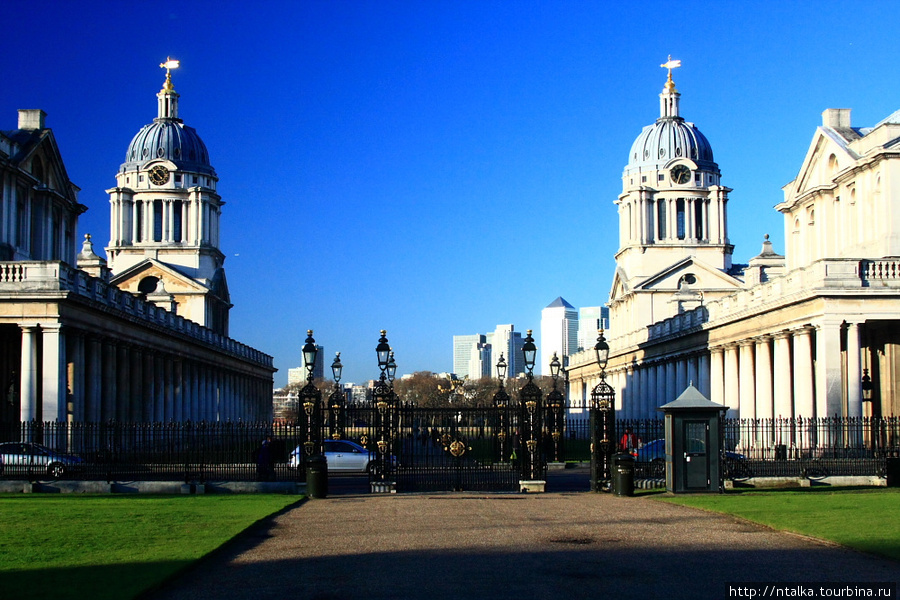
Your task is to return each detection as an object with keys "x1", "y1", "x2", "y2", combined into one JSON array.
[
  {"x1": 111, "y1": 259, "x2": 210, "y2": 295},
  {"x1": 785, "y1": 128, "x2": 859, "y2": 204},
  {"x1": 633, "y1": 257, "x2": 743, "y2": 292},
  {"x1": 6, "y1": 128, "x2": 84, "y2": 213}
]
